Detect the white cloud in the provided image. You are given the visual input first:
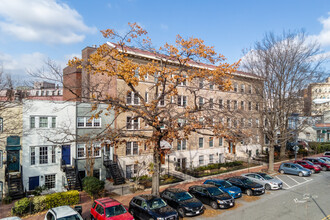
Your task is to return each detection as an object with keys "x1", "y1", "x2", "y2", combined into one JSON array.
[
  {"x1": 0, "y1": 0, "x2": 96, "y2": 44},
  {"x1": 160, "y1": 24, "x2": 169, "y2": 31},
  {"x1": 309, "y1": 13, "x2": 330, "y2": 46},
  {"x1": 0, "y1": 51, "x2": 79, "y2": 80}
]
